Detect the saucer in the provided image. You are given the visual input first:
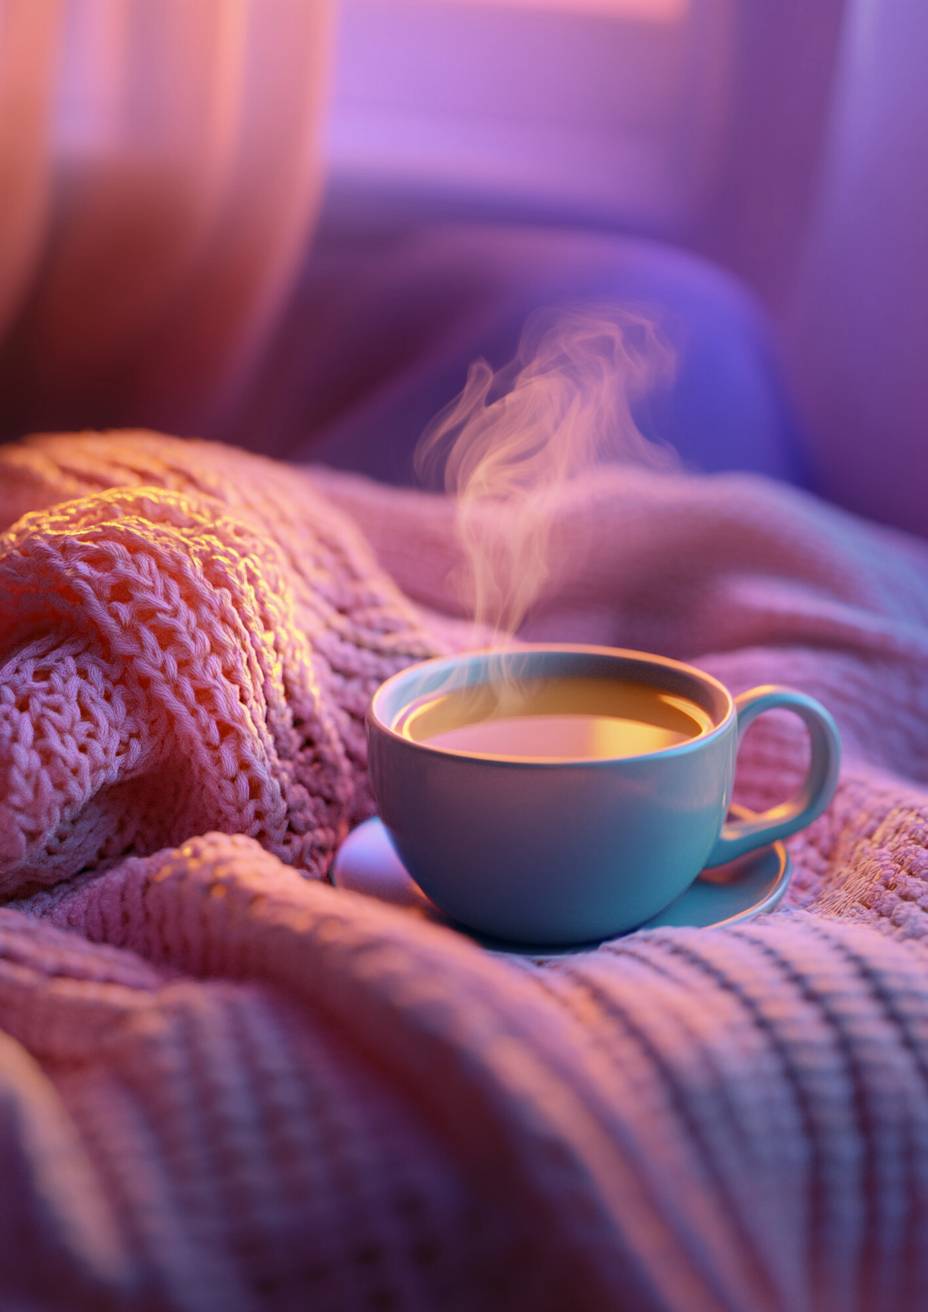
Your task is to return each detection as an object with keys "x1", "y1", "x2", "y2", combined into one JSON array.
[{"x1": 331, "y1": 805, "x2": 792, "y2": 957}]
